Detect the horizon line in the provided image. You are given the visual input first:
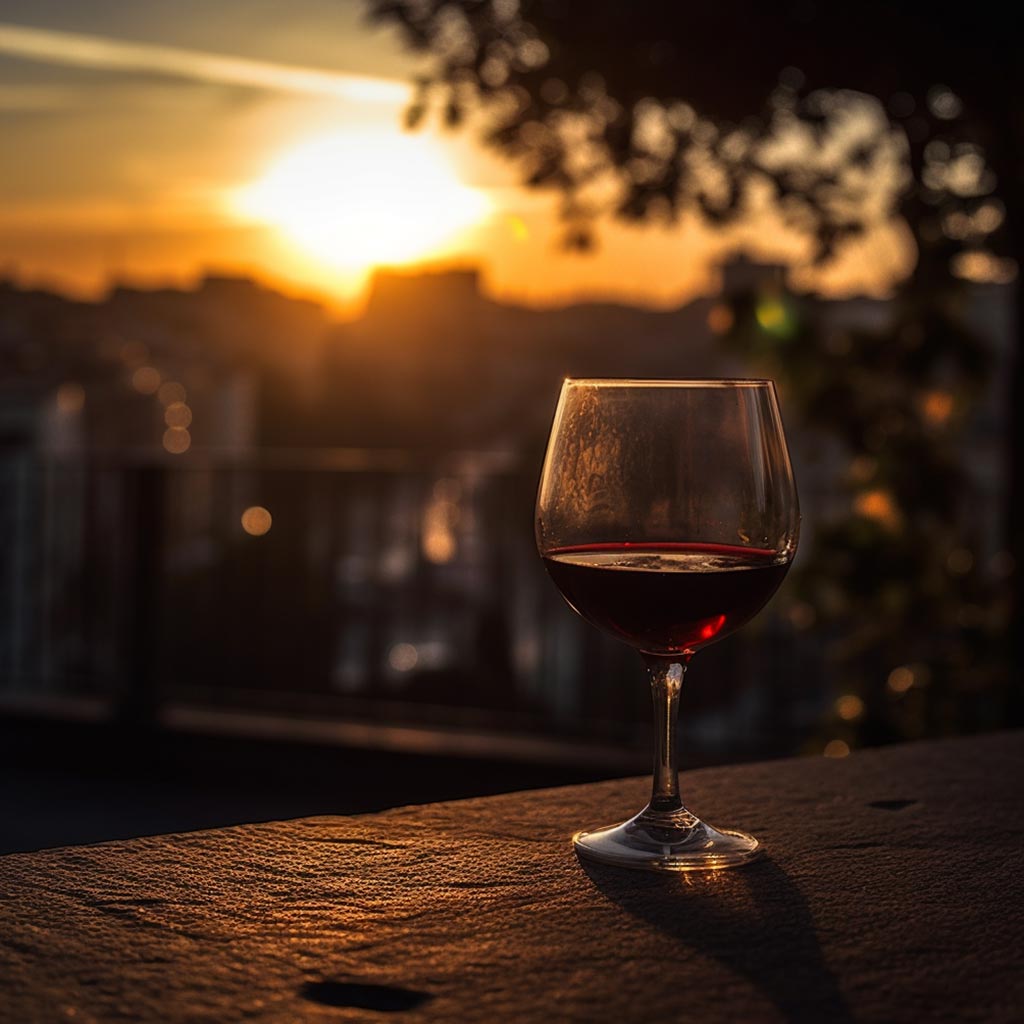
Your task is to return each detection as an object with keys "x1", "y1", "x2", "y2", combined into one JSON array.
[{"x1": 1, "y1": 261, "x2": 732, "y2": 320}]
